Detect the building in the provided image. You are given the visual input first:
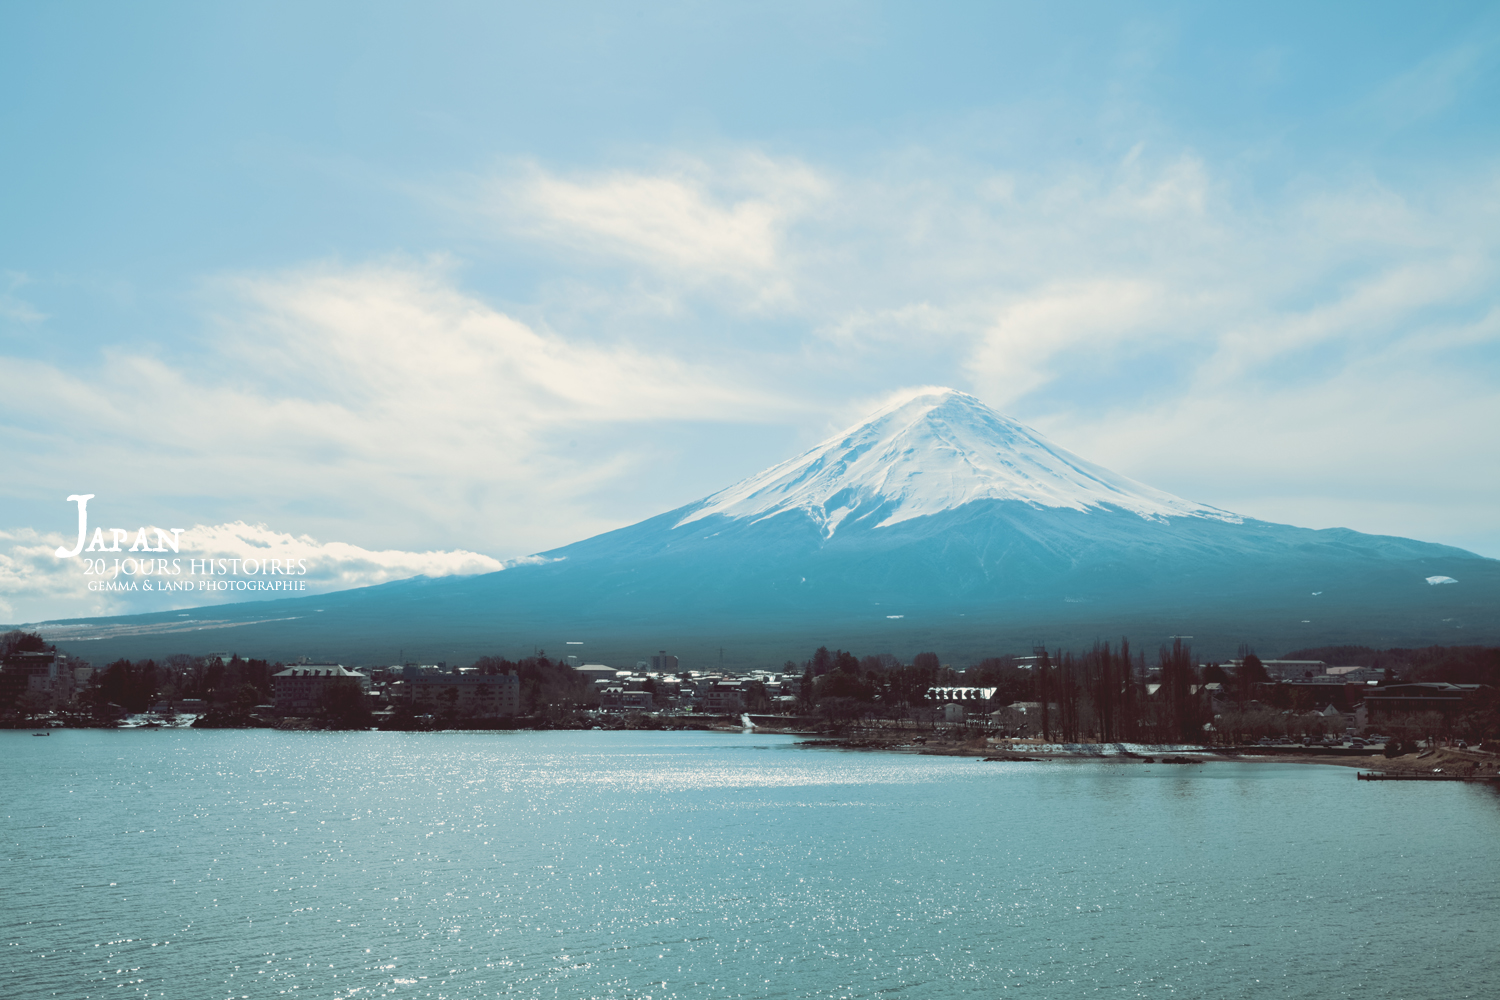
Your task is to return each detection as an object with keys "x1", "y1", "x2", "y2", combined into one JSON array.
[
  {"x1": 1283, "y1": 676, "x2": 1365, "y2": 710},
  {"x1": 271, "y1": 663, "x2": 371, "y2": 715},
  {"x1": 929, "y1": 686, "x2": 997, "y2": 703},
  {"x1": 600, "y1": 686, "x2": 654, "y2": 711},
  {"x1": 1, "y1": 649, "x2": 74, "y2": 706},
  {"x1": 650, "y1": 650, "x2": 679, "y2": 672},
  {"x1": 1323, "y1": 665, "x2": 1385, "y2": 685},
  {"x1": 702, "y1": 681, "x2": 744, "y2": 714},
  {"x1": 405, "y1": 671, "x2": 520, "y2": 717},
  {"x1": 1362, "y1": 682, "x2": 1490, "y2": 721},
  {"x1": 577, "y1": 664, "x2": 627, "y2": 685},
  {"x1": 988, "y1": 705, "x2": 1032, "y2": 734},
  {"x1": 1224, "y1": 659, "x2": 1328, "y2": 681}
]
